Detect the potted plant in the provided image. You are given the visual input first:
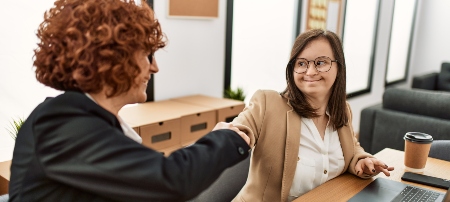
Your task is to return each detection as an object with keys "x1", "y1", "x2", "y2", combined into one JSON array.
[
  {"x1": 224, "y1": 86, "x2": 246, "y2": 101},
  {"x1": 6, "y1": 117, "x2": 25, "y2": 140}
]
